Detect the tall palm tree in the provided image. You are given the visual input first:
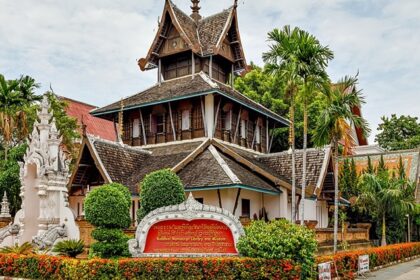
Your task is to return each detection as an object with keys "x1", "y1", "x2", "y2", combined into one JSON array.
[
  {"x1": 0, "y1": 74, "x2": 40, "y2": 160},
  {"x1": 313, "y1": 75, "x2": 370, "y2": 253},
  {"x1": 263, "y1": 26, "x2": 301, "y2": 223},
  {"x1": 294, "y1": 32, "x2": 333, "y2": 225},
  {"x1": 357, "y1": 174, "x2": 415, "y2": 246}
]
